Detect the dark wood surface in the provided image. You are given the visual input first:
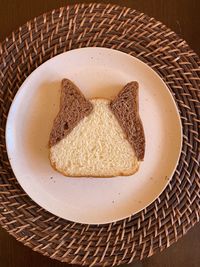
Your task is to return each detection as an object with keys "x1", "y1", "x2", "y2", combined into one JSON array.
[{"x1": 0, "y1": 1, "x2": 199, "y2": 266}]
